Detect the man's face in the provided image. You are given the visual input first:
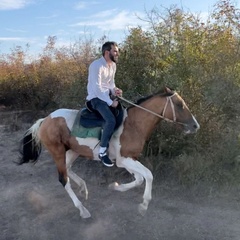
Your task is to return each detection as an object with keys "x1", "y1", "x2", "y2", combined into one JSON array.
[{"x1": 109, "y1": 45, "x2": 119, "y2": 63}]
